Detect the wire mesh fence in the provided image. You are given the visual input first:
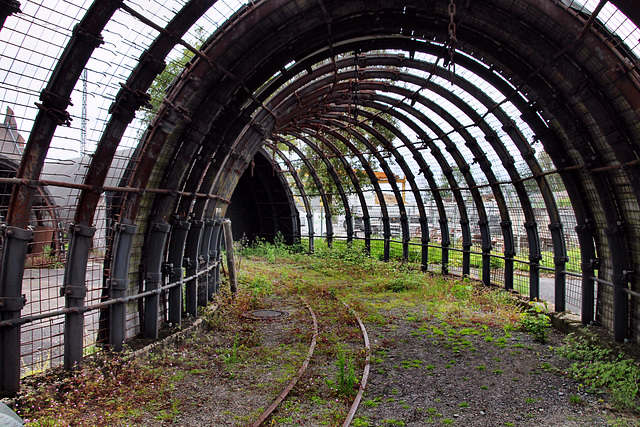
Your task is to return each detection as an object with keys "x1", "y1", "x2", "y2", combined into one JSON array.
[{"x1": 1, "y1": 0, "x2": 640, "y2": 387}]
